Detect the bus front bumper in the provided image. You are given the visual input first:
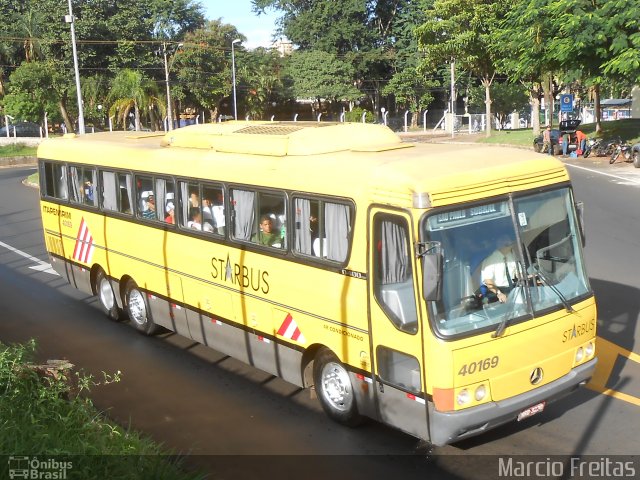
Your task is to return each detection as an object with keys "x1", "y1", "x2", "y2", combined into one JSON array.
[{"x1": 429, "y1": 358, "x2": 597, "y2": 446}]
